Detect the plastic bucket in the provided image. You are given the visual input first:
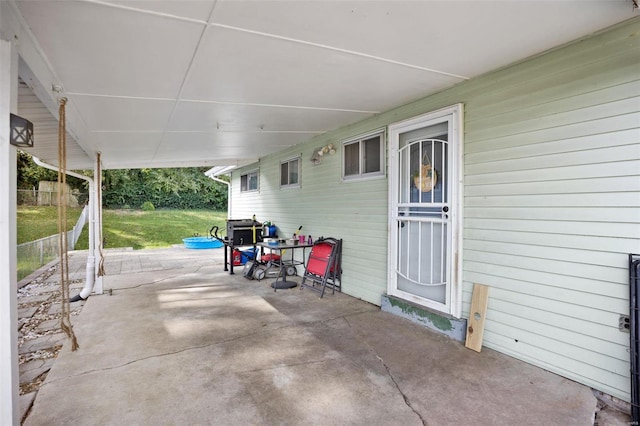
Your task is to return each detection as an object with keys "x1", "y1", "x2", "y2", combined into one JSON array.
[{"x1": 241, "y1": 248, "x2": 258, "y2": 263}]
